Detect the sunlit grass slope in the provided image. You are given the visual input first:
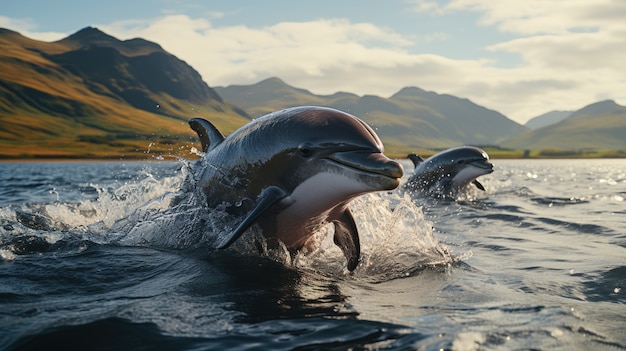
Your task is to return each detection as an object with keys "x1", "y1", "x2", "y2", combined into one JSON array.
[{"x1": 0, "y1": 27, "x2": 249, "y2": 159}]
